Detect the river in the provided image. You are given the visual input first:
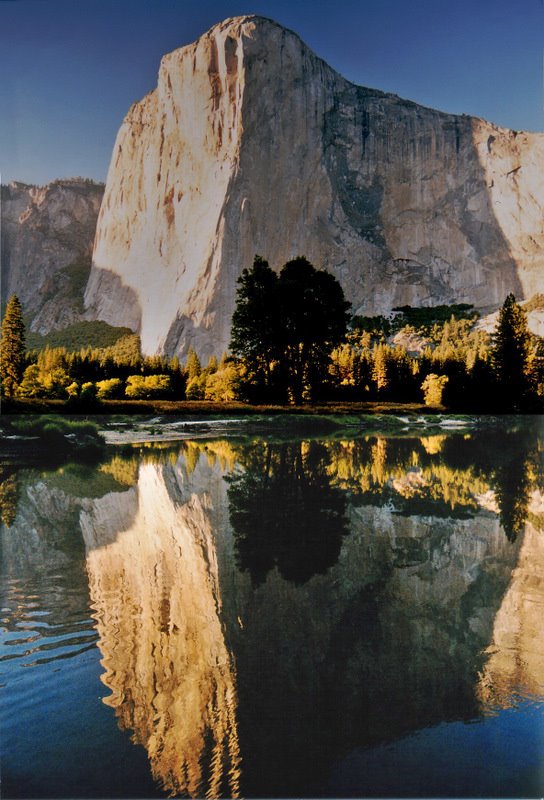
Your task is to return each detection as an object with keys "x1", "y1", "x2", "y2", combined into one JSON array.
[{"x1": 1, "y1": 418, "x2": 543, "y2": 798}]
